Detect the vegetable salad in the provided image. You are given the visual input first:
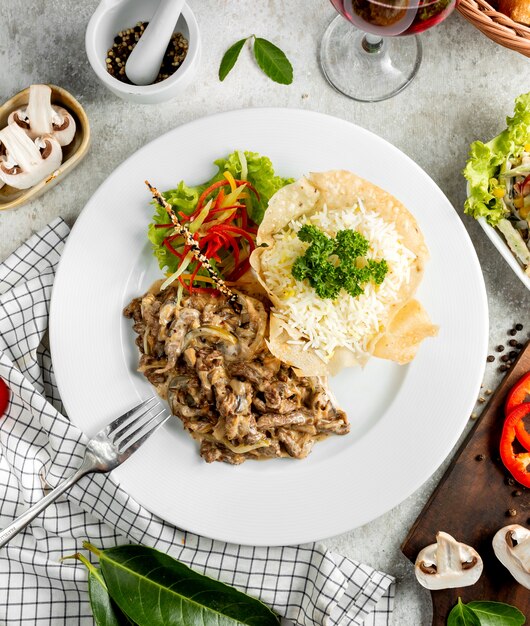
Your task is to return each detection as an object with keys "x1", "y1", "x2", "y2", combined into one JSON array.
[
  {"x1": 464, "y1": 92, "x2": 530, "y2": 274},
  {"x1": 148, "y1": 150, "x2": 293, "y2": 297}
]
